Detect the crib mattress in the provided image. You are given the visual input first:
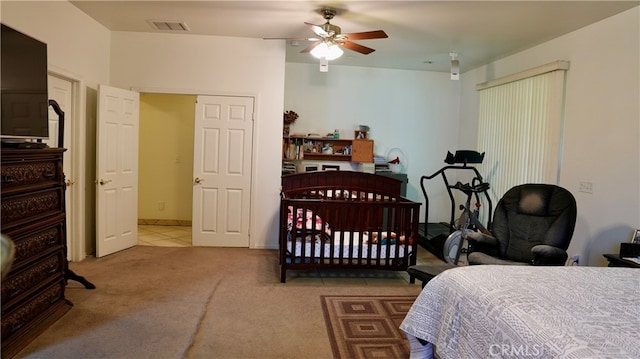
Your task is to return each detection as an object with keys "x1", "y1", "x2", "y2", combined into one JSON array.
[{"x1": 286, "y1": 231, "x2": 411, "y2": 259}]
